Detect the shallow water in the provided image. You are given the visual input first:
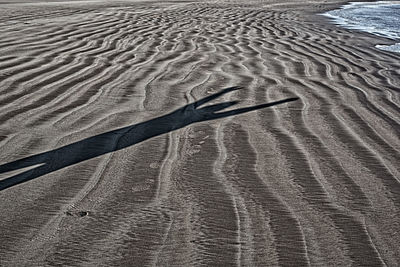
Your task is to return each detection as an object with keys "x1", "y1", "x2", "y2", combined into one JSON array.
[{"x1": 323, "y1": 1, "x2": 400, "y2": 53}]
